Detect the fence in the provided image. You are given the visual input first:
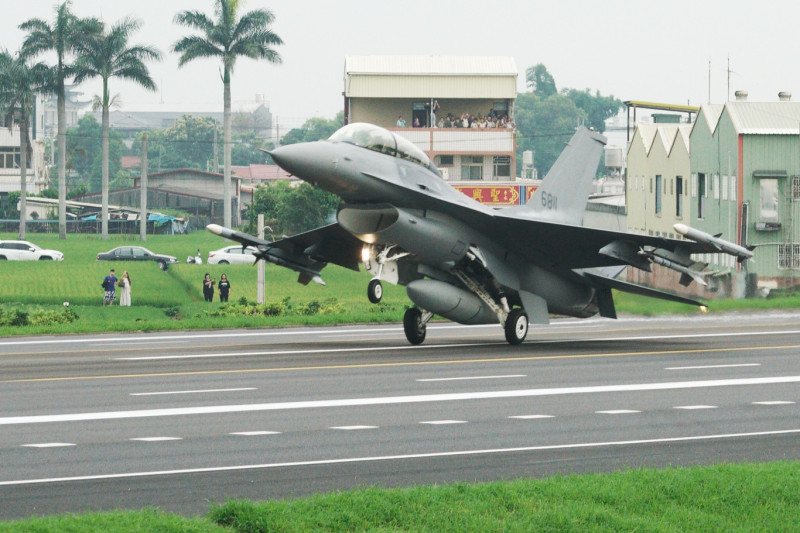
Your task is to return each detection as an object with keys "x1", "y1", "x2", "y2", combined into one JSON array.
[{"x1": 0, "y1": 219, "x2": 181, "y2": 235}]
